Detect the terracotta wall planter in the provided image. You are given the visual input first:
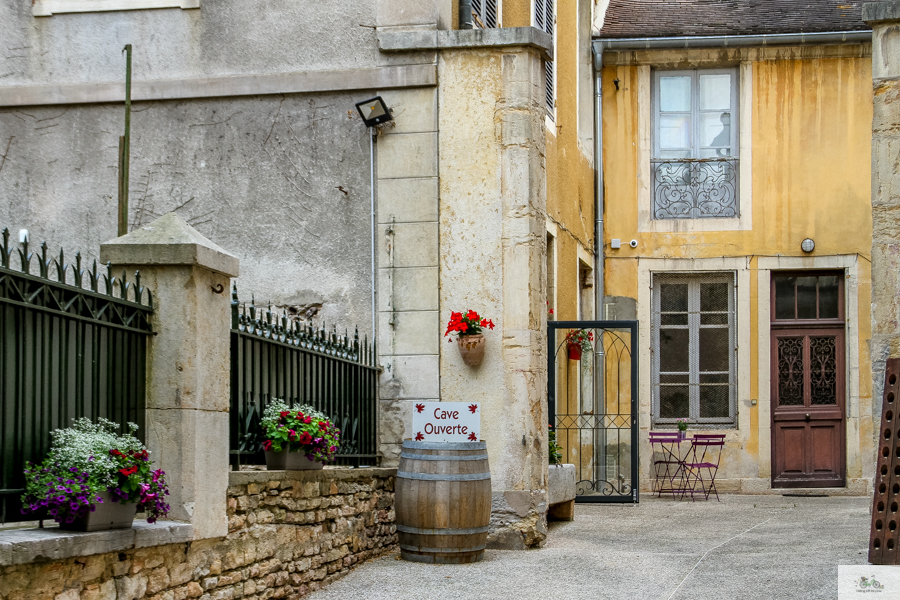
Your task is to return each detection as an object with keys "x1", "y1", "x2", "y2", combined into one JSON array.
[
  {"x1": 265, "y1": 449, "x2": 325, "y2": 470},
  {"x1": 457, "y1": 334, "x2": 485, "y2": 366},
  {"x1": 59, "y1": 491, "x2": 137, "y2": 532}
]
